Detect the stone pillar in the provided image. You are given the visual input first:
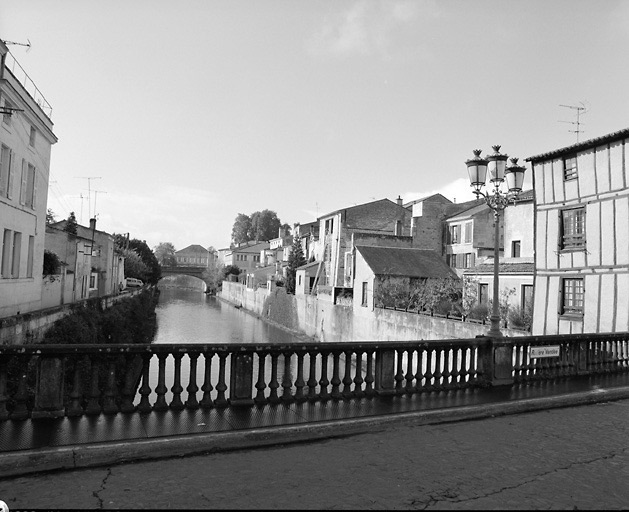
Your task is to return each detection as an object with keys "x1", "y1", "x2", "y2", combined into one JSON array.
[
  {"x1": 374, "y1": 349, "x2": 396, "y2": 396},
  {"x1": 477, "y1": 336, "x2": 513, "y2": 386},
  {"x1": 230, "y1": 352, "x2": 254, "y2": 406},
  {"x1": 32, "y1": 356, "x2": 66, "y2": 418}
]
